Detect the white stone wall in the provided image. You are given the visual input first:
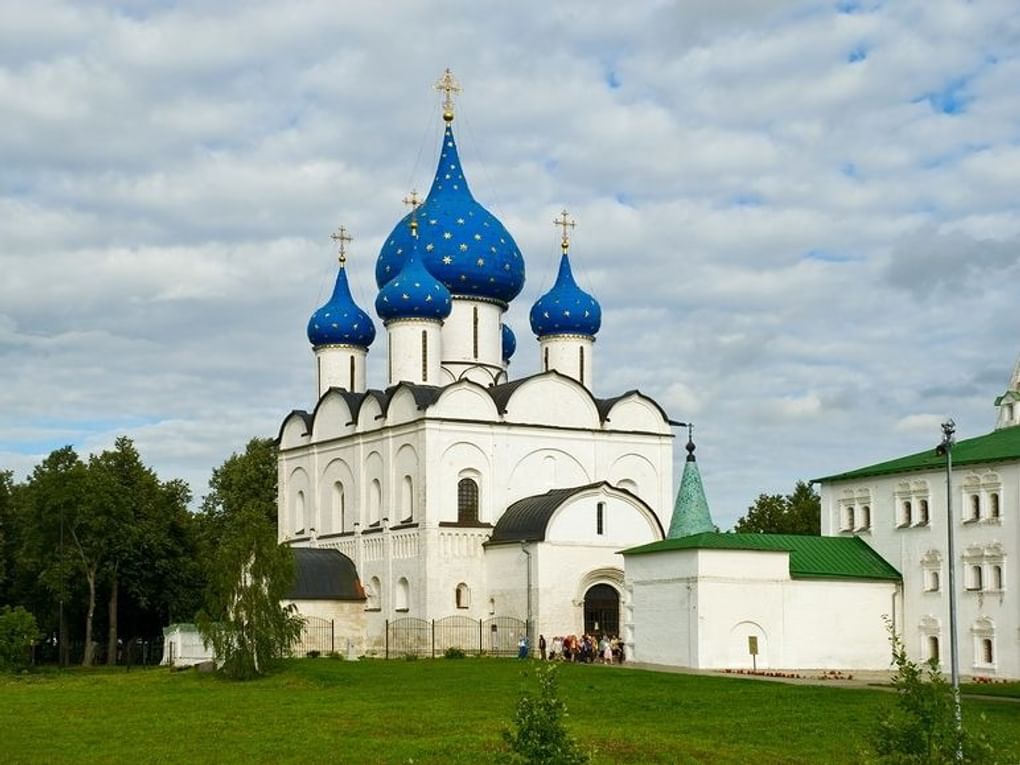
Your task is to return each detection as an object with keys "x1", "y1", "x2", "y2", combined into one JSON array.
[
  {"x1": 440, "y1": 298, "x2": 504, "y2": 385},
  {"x1": 538, "y1": 335, "x2": 594, "y2": 390},
  {"x1": 819, "y1": 463, "x2": 1019, "y2": 678},
  {"x1": 386, "y1": 319, "x2": 443, "y2": 386},
  {"x1": 314, "y1": 345, "x2": 367, "y2": 397},
  {"x1": 285, "y1": 599, "x2": 367, "y2": 656},
  {"x1": 625, "y1": 548, "x2": 901, "y2": 671}
]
